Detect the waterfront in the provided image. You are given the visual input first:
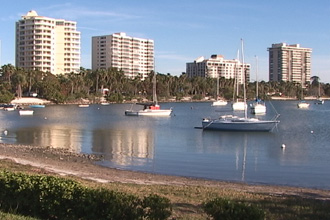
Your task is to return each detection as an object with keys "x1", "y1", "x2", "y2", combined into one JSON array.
[{"x1": 0, "y1": 100, "x2": 330, "y2": 190}]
